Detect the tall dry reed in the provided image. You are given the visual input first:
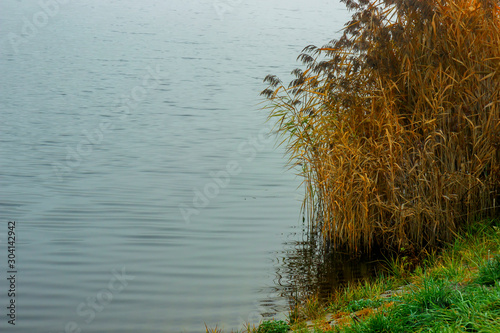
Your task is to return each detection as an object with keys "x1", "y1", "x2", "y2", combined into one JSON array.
[{"x1": 262, "y1": 0, "x2": 500, "y2": 254}]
